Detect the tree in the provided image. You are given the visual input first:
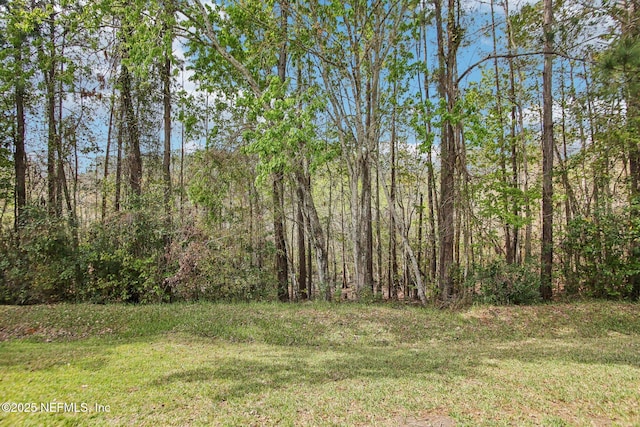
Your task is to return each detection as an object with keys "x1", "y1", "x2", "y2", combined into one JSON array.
[
  {"x1": 433, "y1": 0, "x2": 462, "y2": 300},
  {"x1": 540, "y1": 0, "x2": 554, "y2": 300},
  {"x1": 161, "y1": 0, "x2": 175, "y2": 221},
  {"x1": 305, "y1": 0, "x2": 411, "y2": 299},
  {"x1": 0, "y1": 0, "x2": 35, "y2": 229}
]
